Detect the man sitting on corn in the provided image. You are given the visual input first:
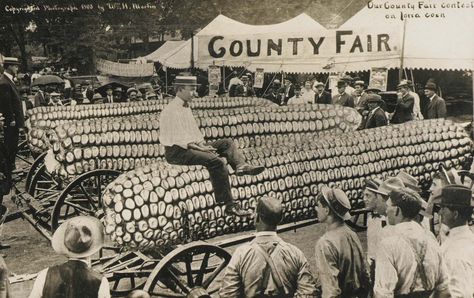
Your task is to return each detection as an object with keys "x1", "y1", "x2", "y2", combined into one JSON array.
[{"x1": 159, "y1": 75, "x2": 265, "y2": 217}]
